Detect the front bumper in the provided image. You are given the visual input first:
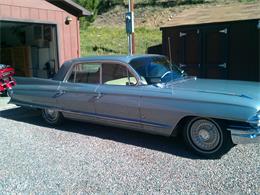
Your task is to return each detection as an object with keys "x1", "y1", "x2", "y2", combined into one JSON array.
[{"x1": 227, "y1": 127, "x2": 260, "y2": 144}]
